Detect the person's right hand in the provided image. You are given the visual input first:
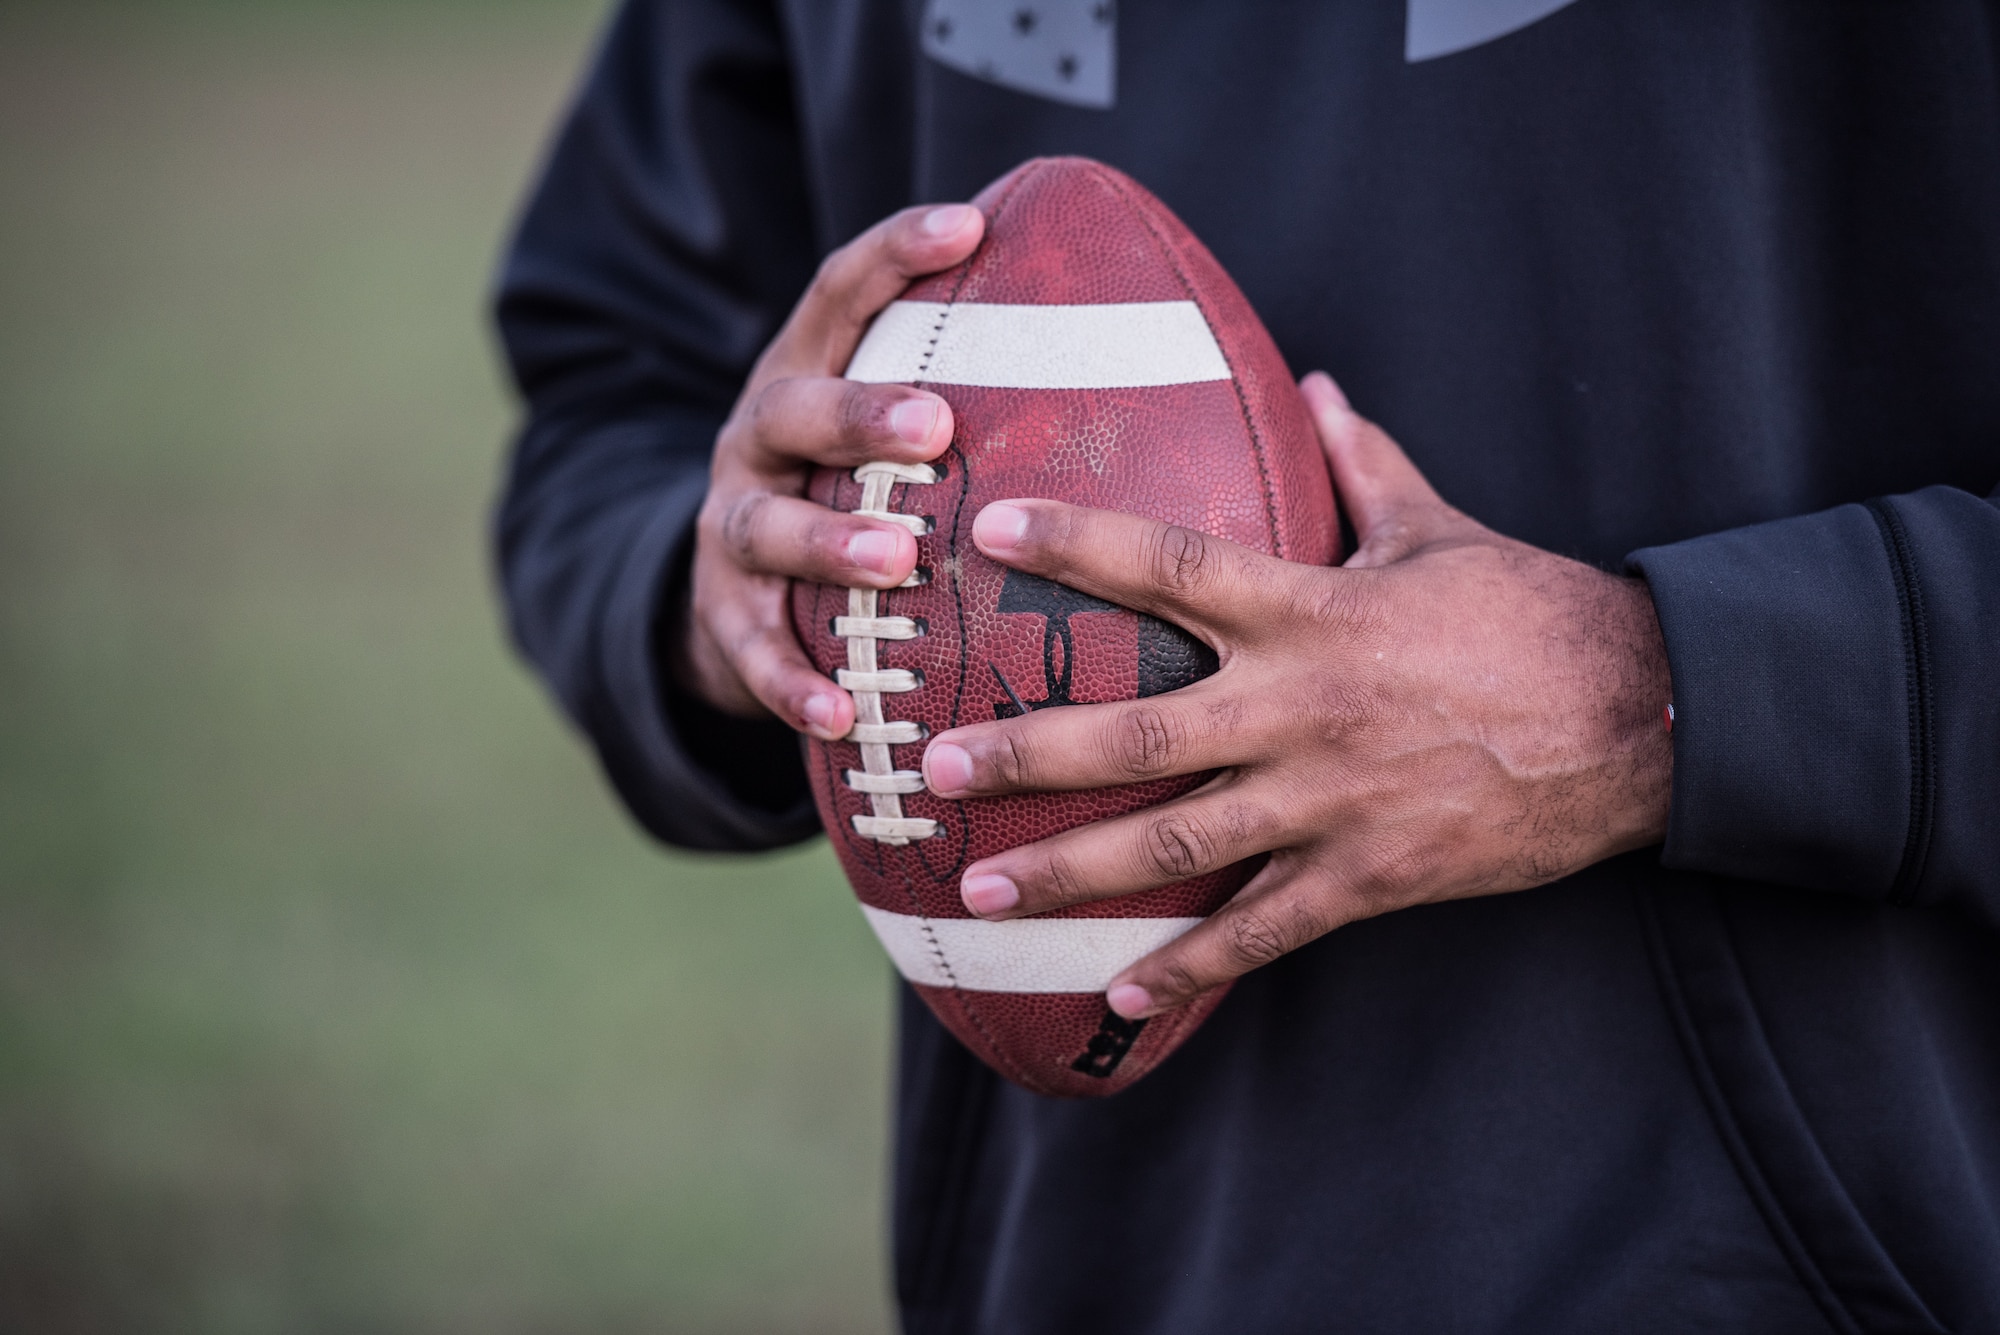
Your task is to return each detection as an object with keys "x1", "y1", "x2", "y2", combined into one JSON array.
[{"x1": 672, "y1": 203, "x2": 985, "y2": 740}]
